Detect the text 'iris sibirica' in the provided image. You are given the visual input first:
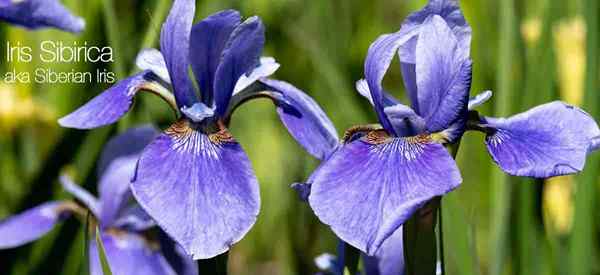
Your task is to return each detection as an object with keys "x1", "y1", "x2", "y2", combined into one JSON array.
[
  {"x1": 58, "y1": 0, "x2": 342, "y2": 260},
  {"x1": 289, "y1": 0, "x2": 600, "y2": 265},
  {"x1": 0, "y1": 127, "x2": 197, "y2": 275},
  {"x1": 0, "y1": 0, "x2": 84, "y2": 33}
]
